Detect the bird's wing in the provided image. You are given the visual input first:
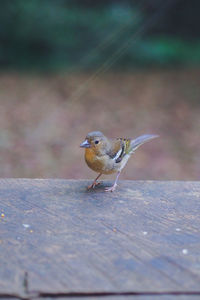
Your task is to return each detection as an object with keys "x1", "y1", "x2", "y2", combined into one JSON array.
[
  {"x1": 106, "y1": 134, "x2": 158, "y2": 164},
  {"x1": 107, "y1": 138, "x2": 131, "y2": 163}
]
